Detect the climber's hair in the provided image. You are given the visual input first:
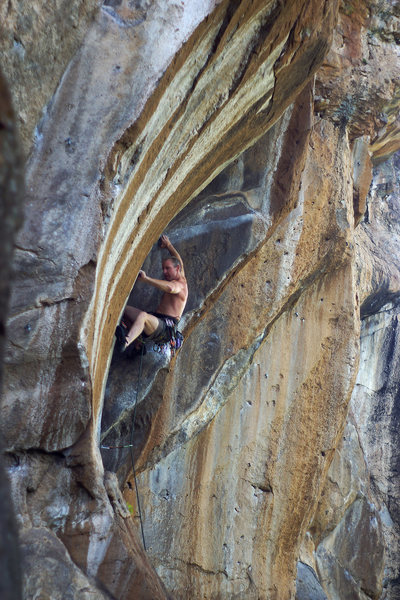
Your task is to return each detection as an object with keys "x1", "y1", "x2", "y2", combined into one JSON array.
[{"x1": 162, "y1": 256, "x2": 181, "y2": 269}]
